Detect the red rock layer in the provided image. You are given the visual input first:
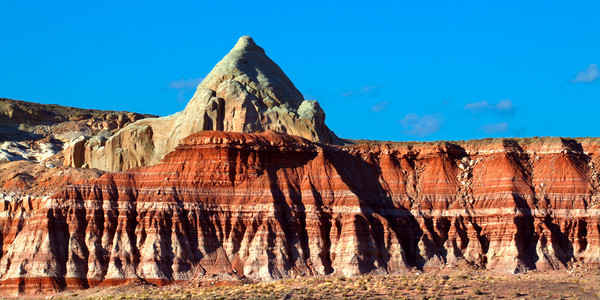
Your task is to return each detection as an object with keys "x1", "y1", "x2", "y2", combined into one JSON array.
[
  {"x1": 0, "y1": 160, "x2": 106, "y2": 285},
  {"x1": 0, "y1": 132, "x2": 598, "y2": 294}
]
